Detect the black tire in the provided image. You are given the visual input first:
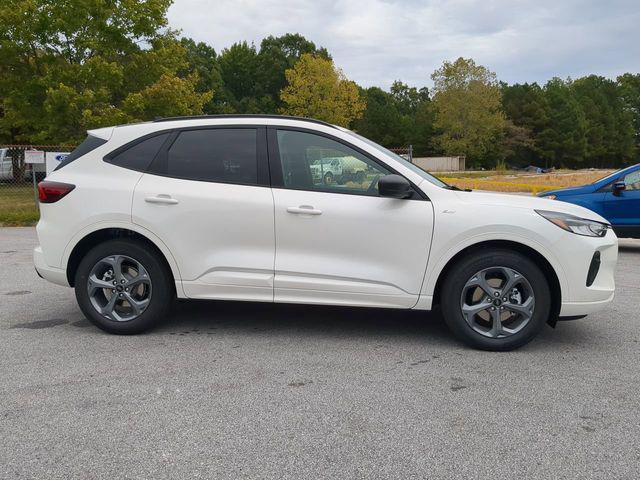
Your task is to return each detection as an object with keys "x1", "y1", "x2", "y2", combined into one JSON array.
[
  {"x1": 440, "y1": 249, "x2": 550, "y2": 351},
  {"x1": 74, "y1": 239, "x2": 174, "y2": 334},
  {"x1": 323, "y1": 172, "x2": 334, "y2": 185}
]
